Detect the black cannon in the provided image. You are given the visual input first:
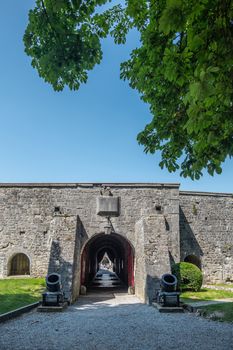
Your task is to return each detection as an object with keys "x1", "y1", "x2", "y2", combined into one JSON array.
[
  {"x1": 42, "y1": 273, "x2": 64, "y2": 306},
  {"x1": 160, "y1": 273, "x2": 177, "y2": 292},
  {"x1": 46, "y1": 273, "x2": 62, "y2": 292},
  {"x1": 157, "y1": 273, "x2": 180, "y2": 307}
]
